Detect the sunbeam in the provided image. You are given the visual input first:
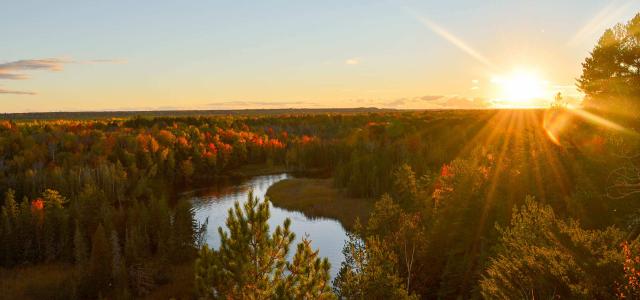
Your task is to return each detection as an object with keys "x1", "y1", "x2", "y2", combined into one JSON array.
[{"x1": 404, "y1": 8, "x2": 494, "y2": 69}]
